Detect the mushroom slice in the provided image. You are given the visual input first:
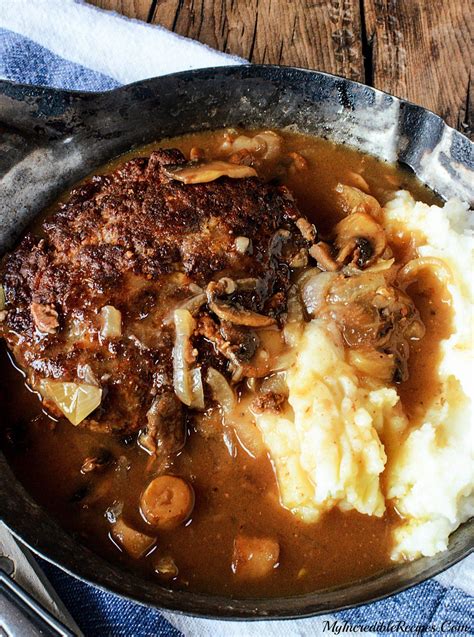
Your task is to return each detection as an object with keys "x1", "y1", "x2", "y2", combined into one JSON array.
[
  {"x1": 335, "y1": 184, "x2": 382, "y2": 218},
  {"x1": 309, "y1": 242, "x2": 340, "y2": 272},
  {"x1": 335, "y1": 212, "x2": 386, "y2": 268},
  {"x1": 140, "y1": 475, "x2": 194, "y2": 530},
  {"x1": 163, "y1": 160, "x2": 257, "y2": 184},
  {"x1": 209, "y1": 300, "x2": 276, "y2": 328},
  {"x1": 295, "y1": 217, "x2": 316, "y2": 242}
]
